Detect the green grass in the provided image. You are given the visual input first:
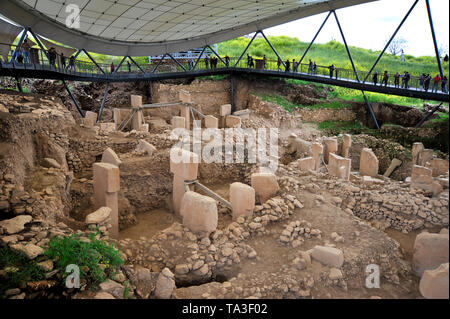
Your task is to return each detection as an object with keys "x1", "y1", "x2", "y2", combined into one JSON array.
[
  {"x1": 0, "y1": 246, "x2": 46, "y2": 297},
  {"x1": 44, "y1": 229, "x2": 124, "y2": 286},
  {"x1": 217, "y1": 37, "x2": 449, "y2": 77},
  {"x1": 317, "y1": 120, "x2": 372, "y2": 134}
]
